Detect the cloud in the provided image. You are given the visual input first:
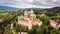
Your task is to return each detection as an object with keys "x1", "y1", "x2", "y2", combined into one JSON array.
[
  {"x1": 38, "y1": 0, "x2": 60, "y2": 6},
  {"x1": 0, "y1": 0, "x2": 60, "y2": 8}
]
